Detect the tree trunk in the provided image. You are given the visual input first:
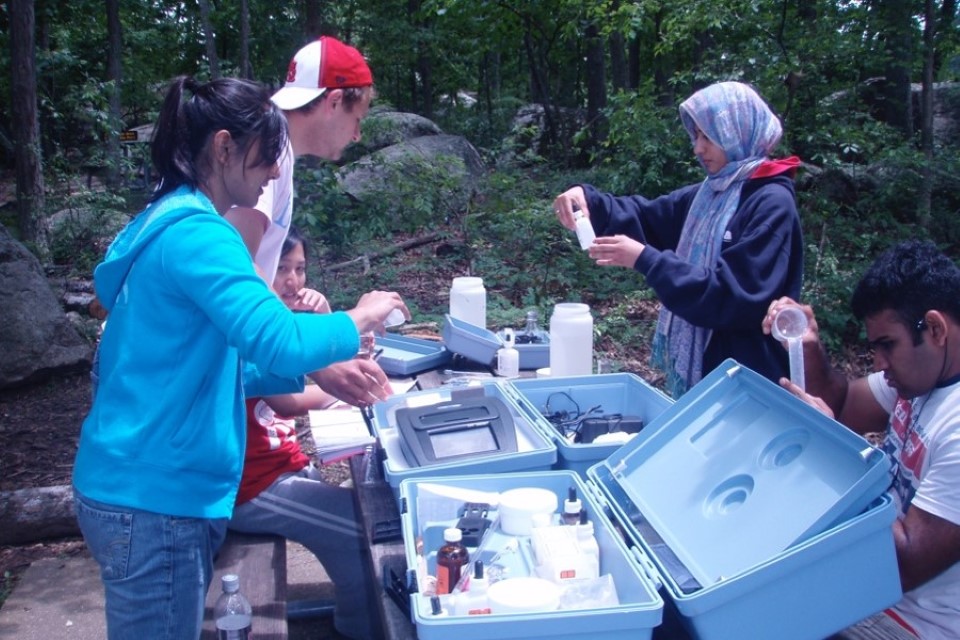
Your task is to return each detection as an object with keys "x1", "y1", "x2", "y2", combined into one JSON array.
[
  {"x1": 198, "y1": 0, "x2": 220, "y2": 80},
  {"x1": 0, "y1": 485, "x2": 79, "y2": 545},
  {"x1": 304, "y1": 0, "x2": 324, "y2": 37},
  {"x1": 9, "y1": 0, "x2": 49, "y2": 260},
  {"x1": 239, "y1": 0, "x2": 250, "y2": 78},
  {"x1": 585, "y1": 22, "x2": 608, "y2": 149},
  {"x1": 608, "y1": 0, "x2": 627, "y2": 91},
  {"x1": 876, "y1": 0, "x2": 914, "y2": 138},
  {"x1": 105, "y1": 0, "x2": 123, "y2": 188},
  {"x1": 918, "y1": 0, "x2": 936, "y2": 229}
]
